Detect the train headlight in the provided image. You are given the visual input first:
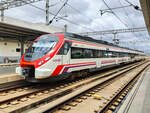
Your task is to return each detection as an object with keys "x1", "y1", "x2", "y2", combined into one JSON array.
[
  {"x1": 45, "y1": 57, "x2": 50, "y2": 61},
  {"x1": 38, "y1": 61, "x2": 44, "y2": 66}
]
